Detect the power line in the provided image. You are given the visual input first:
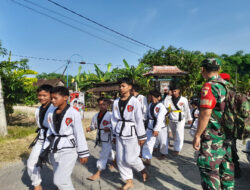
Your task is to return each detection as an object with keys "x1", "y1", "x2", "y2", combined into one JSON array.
[
  {"x1": 47, "y1": 0, "x2": 157, "y2": 51},
  {"x1": 10, "y1": 0, "x2": 142, "y2": 56},
  {"x1": 22, "y1": 0, "x2": 143, "y2": 48},
  {"x1": 11, "y1": 53, "x2": 122, "y2": 66},
  {"x1": 51, "y1": 63, "x2": 67, "y2": 73}
]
